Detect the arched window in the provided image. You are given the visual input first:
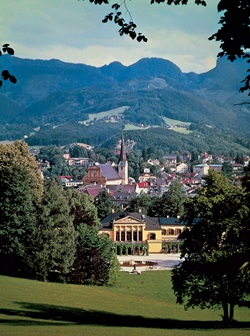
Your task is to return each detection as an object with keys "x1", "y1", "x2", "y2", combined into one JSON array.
[
  {"x1": 175, "y1": 229, "x2": 181, "y2": 236},
  {"x1": 167, "y1": 229, "x2": 174, "y2": 235}
]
